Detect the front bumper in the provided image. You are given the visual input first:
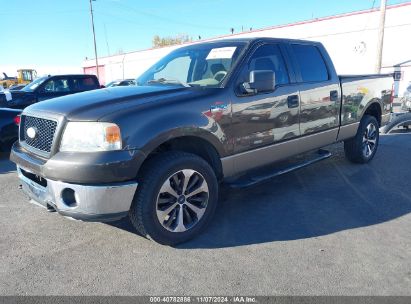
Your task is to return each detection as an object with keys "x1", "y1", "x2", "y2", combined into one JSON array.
[
  {"x1": 10, "y1": 141, "x2": 146, "y2": 184},
  {"x1": 17, "y1": 166, "x2": 137, "y2": 222}
]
